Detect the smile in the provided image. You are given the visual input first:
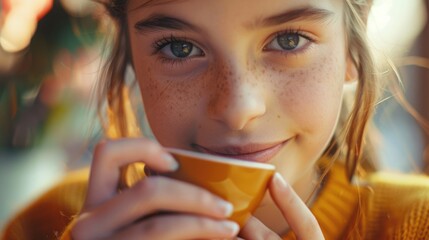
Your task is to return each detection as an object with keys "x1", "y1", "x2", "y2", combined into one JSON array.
[{"x1": 193, "y1": 140, "x2": 289, "y2": 163}]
